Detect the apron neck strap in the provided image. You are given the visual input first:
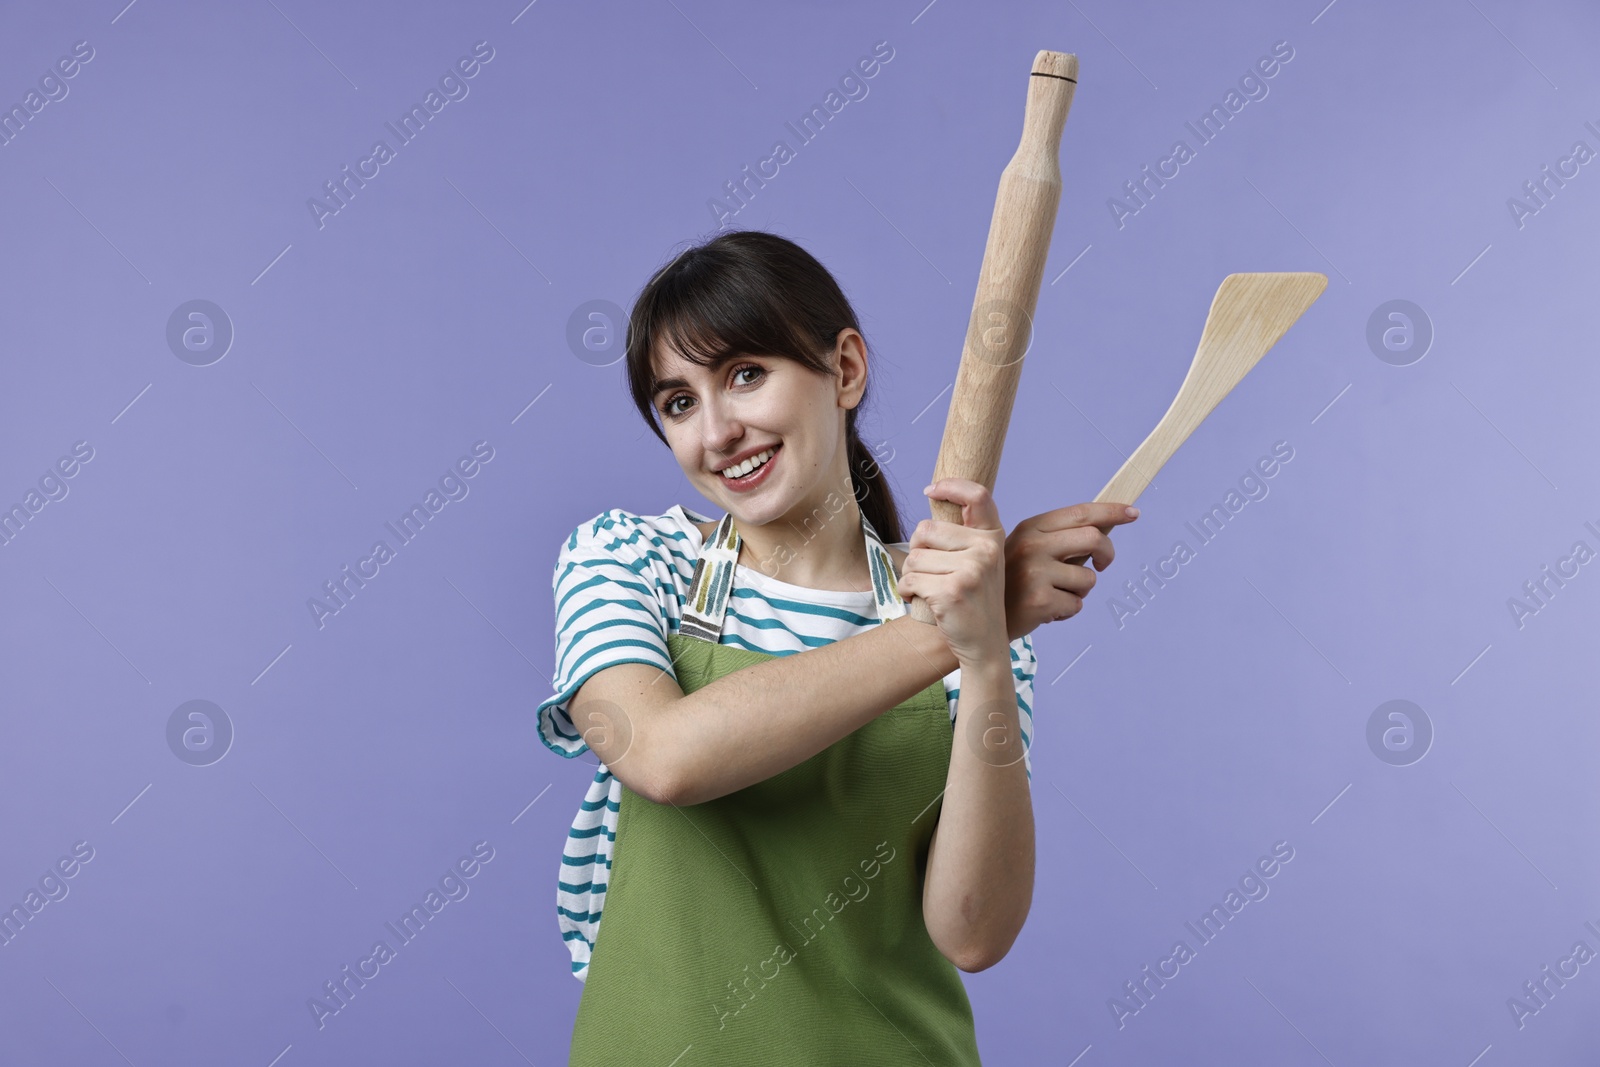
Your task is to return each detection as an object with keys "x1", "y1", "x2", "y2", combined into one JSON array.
[{"x1": 679, "y1": 506, "x2": 907, "y2": 643}]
